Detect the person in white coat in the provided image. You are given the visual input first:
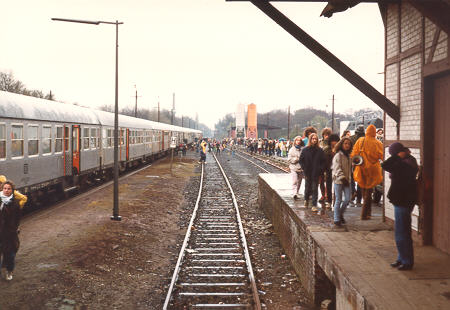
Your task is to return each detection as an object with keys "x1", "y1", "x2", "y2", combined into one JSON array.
[{"x1": 288, "y1": 136, "x2": 304, "y2": 199}]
